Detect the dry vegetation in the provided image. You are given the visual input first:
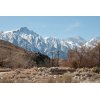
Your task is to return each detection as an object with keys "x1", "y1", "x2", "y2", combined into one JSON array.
[
  {"x1": 65, "y1": 42, "x2": 100, "y2": 68},
  {"x1": 0, "y1": 67, "x2": 100, "y2": 83},
  {"x1": 0, "y1": 40, "x2": 100, "y2": 83}
]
